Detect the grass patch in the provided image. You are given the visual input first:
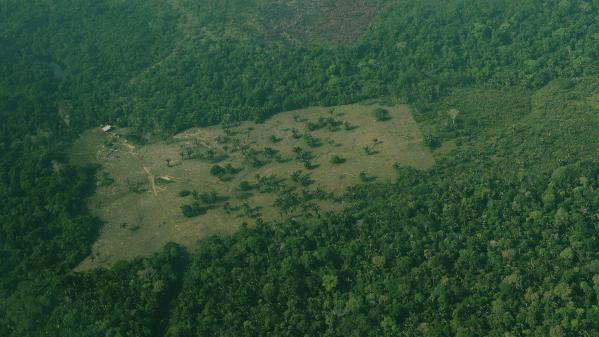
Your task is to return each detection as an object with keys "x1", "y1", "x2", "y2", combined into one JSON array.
[{"x1": 69, "y1": 103, "x2": 434, "y2": 269}]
